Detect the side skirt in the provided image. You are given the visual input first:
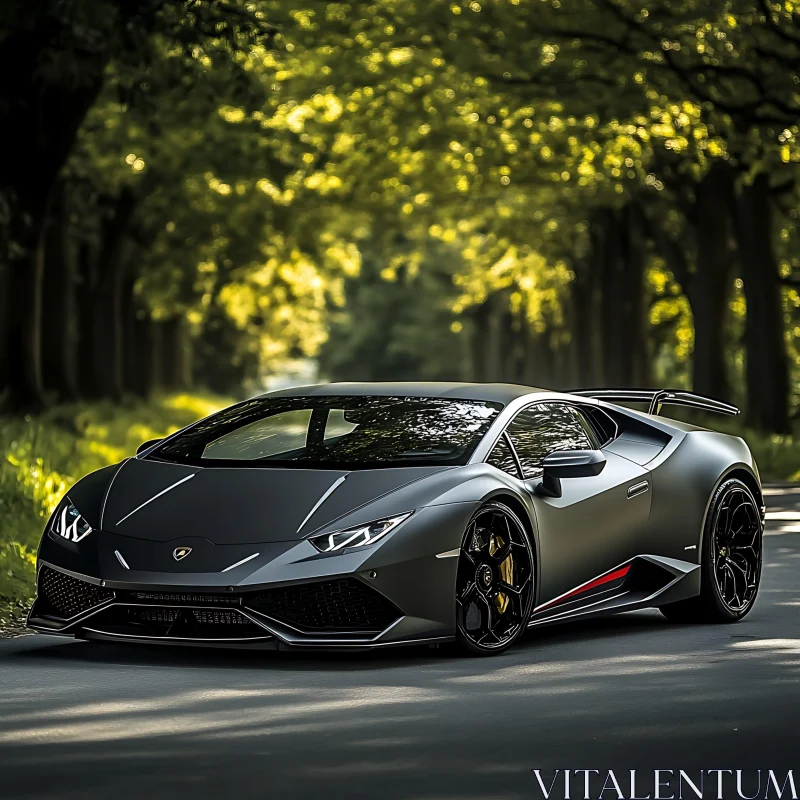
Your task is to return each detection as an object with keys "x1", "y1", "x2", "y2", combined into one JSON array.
[{"x1": 527, "y1": 555, "x2": 700, "y2": 629}]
